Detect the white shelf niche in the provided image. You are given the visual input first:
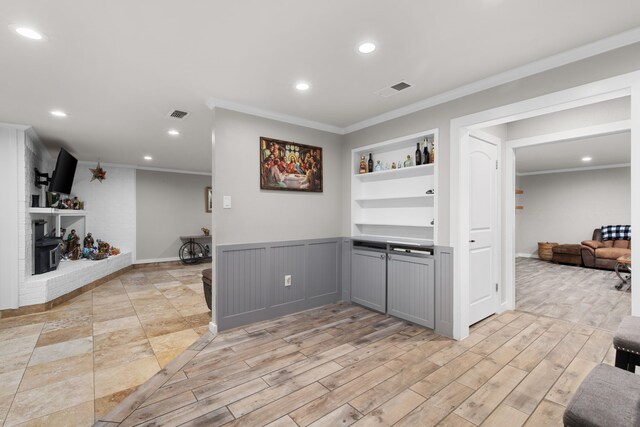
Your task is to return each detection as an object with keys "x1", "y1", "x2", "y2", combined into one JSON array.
[
  {"x1": 351, "y1": 128, "x2": 438, "y2": 244},
  {"x1": 29, "y1": 208, "x2": 88, "y2": 238}
]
